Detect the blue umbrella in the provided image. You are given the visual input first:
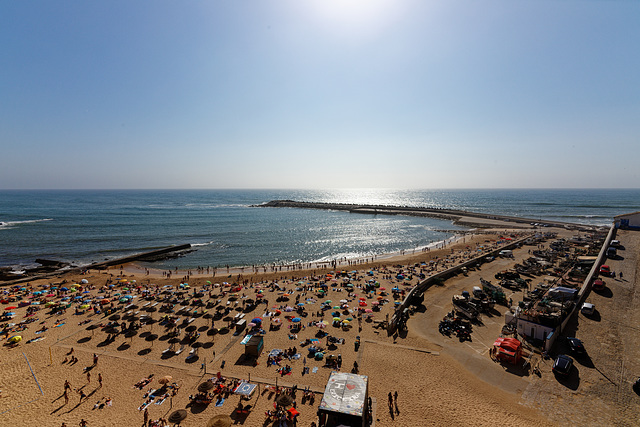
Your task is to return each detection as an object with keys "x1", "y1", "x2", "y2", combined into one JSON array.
[
  {"x1": 60, "y1": 287, "x2": 68, "y2": 291},
  {"x1": 61, "y1": 297, "x2": 69, "y2": 301},
  {"x1": 297, "y1": 303, "x2": 305, "y2": 307},
  {"x1": 251, "y1": 317, "x2": 262, "y2": 324},
  {"x1": 292, "y1": 317, "x2": 301, "y2": 323}
]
